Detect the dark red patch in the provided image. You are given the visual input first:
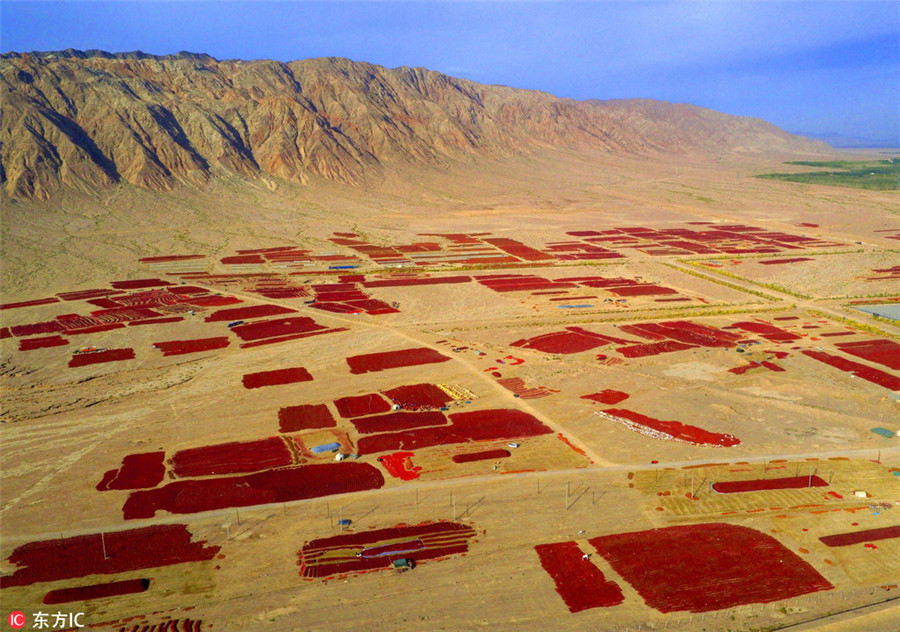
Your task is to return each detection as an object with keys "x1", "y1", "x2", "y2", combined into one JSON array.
[
  {"x1": 362, "y1": 276, "x2": 471, "y2": 288},
  {"x1": 452, "y1": 449, "x2": 511, "y2": 463},
  {"x1": 581, "y1": 390, "x2": 629, "y2": 405},
  {"x1": 111, "y1": 279, "x2": 171, "y2": 289},
  {"x1": 731, "y1": 321, "x2": 801, "y2": 343},
  {"x1": 803, "y1": 349, "x2": 900, "y2": 390},
  {"x1": 712, "y1": 475, "x2": 828, "y2": 493},
  {"x1": 186, "y1": 295, "x2": 242, "y2": 307},
  {"x1": 171, "y1": 437, "x2": 292, "y2": 477},
  {"x1": 299, "y1": 521, "x2": 476, "y2": 579},
  {"x1": 0, "y1": 524, "x2": 219, "y2": 588},
  {"x1": 382, "y1": 383, "x2": 453, "y2": 409},
  {"x1": 535, "y1": 541, "x2": 624, "y2": 612},
  {"x1": 512, "y1": 330, "x2": 610, "y2": 354},
  {"x1": 352, "y1": 411, "x2": 447, "y2": 434},
  {"x1": 0, "y1": 297, "x2": 60, "y2": 310},
  {"x1": 153, "y1": 337, "x2": 230, "y2": 356},
  {"x1": 758, "y1": 258, "x2": 814, "y2": 265},
  {"x1": 334, "y1": 393, "x2": 392, "y2": 418},
  {"x1": 69, "y1": 348, "x2": 135, "y2": 367},
  {"x1": 819, "y1": 525, "x2": 900, "y2": 547},
  {"x1": 357, "y1": 408, "x2": 552, "y2": 455},
  {"x1": 43, "y1": 578, "x2": 150, "y2": 604},
  {"x1": 122, "y1": 462, "x2": 385, "y2": 519},
  {"x1": 242, "y1": 367, "x2": 313, "y2": 389},
  {"x1": 835, "y1": 339, "x2": 900, "y2": 370},
  {"x1": 56, "y1": 289, "x2": 119, "y2": 301},
  {"x1": 205, "y1": 304, "x2": 296, "y2": 322},
  {"x1": 617, "y1": 340, "x2": 696, "y2": 358},
  {"x1": 97, "y1": 452, "x2": 165, "y2": 491},
  {"x1": 278, "y1": 404, "x2": 336, "y2": 433},
  {"x1": 346, "y1": 347, "x2": 451, "y2": 374},
  {"x1": 19, "y1": 335, "x2": 69, "y2": 350},
  {"x1": 589, "y1": 523, "x2": 832, "y2": 613},
  {"x1": 602, "y1": 408, "x2": 739, "y2": 447},
  {"x1": 229, "y1": 316, "x2": 325, "y2": 341},
  {"x1": 10, "y1": 321, "x2": 65, "y2": 336},
  {"x1": 127, "y1": 316, "x2": 184, "y2": 326}
]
